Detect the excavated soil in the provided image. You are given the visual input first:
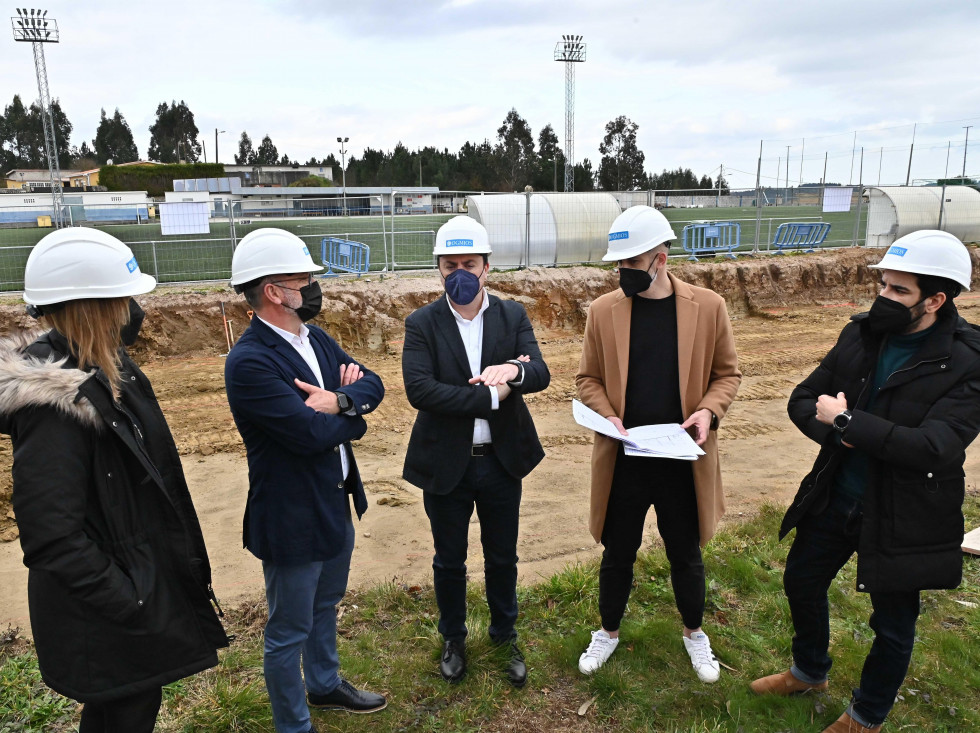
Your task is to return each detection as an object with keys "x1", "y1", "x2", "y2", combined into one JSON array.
[{"x1": 1, "y1": 248, "x2": 979, "y2": 632}]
